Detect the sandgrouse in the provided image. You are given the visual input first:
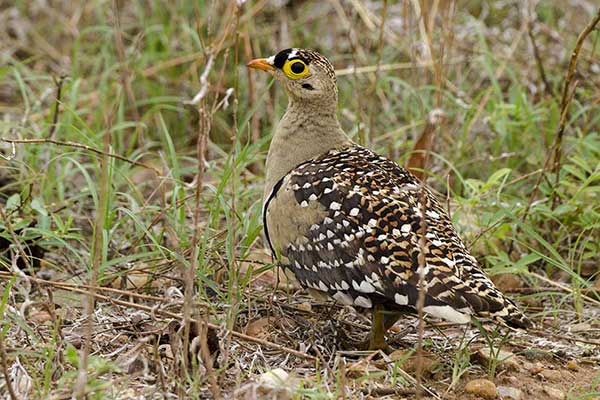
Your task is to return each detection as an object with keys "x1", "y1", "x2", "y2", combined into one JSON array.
[{"x1": 248, "y1": 48, "x2": 531, "y2": 351}]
